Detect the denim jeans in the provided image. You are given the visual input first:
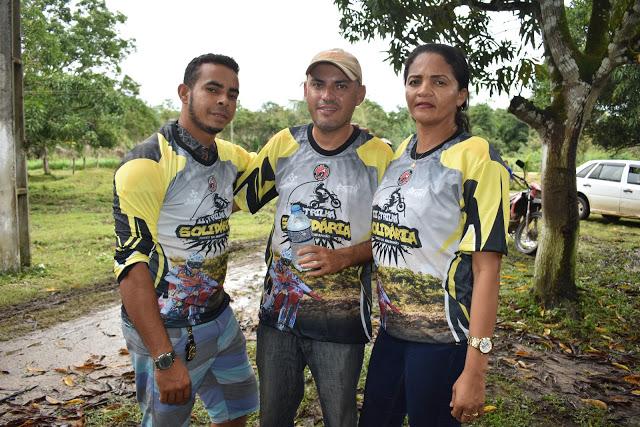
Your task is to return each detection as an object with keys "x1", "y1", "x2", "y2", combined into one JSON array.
[
  {"x1": 359, "y1": 328, "x2": 467, "y2": 427},
  {"x1": 256, "y1": 323, "x2": 364, "y2": 427}
]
